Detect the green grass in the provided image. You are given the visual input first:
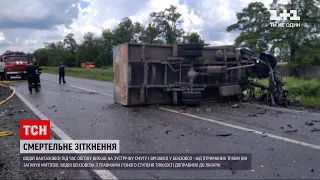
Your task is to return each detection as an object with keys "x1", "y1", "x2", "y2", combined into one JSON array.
[
  {"x1": 252, "y1": 77, "x2": 320, "y2": 106},
  {"x1": 42, "y1": 66, "x2": 113, "y2": 81}
]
